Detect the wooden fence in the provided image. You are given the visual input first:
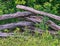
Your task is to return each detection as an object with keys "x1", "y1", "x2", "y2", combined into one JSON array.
[{"x1": 0, "y1": 5, "x2": 60, "y2": 37}]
